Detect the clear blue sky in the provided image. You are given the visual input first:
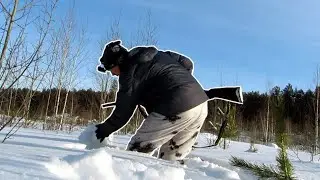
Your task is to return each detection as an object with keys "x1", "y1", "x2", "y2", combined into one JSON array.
[{"x1": 54, "y1": 0, "x2": 320, "y2": 93}]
